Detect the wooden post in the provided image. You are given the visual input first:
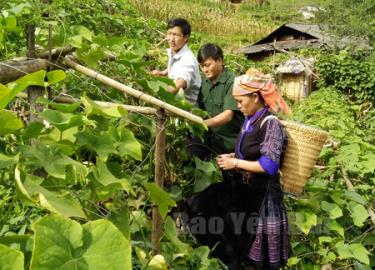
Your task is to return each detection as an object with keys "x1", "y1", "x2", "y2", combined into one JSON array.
[
  {"x1": 26, "y1": 24, "x2": 45, "y2": 121},
  {"x1": 152, "y1": 108, "x2": 167, "y2": 254}
]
